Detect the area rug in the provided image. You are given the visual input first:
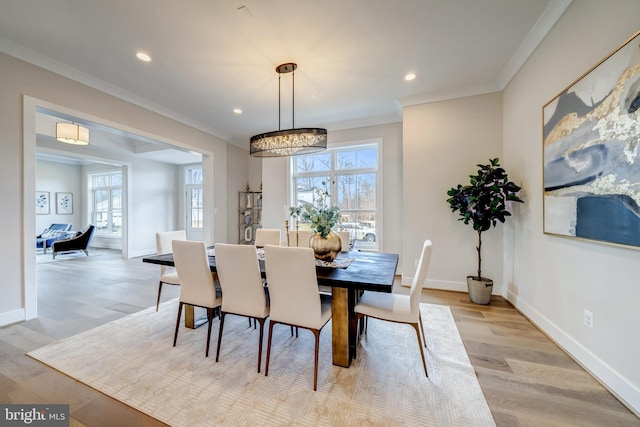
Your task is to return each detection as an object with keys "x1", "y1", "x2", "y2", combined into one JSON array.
[{"x1": 28, "y1": 300, "x2": 496, "y2": 426}]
